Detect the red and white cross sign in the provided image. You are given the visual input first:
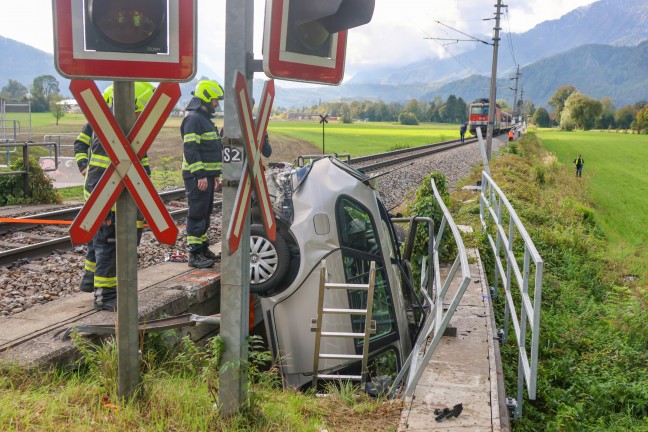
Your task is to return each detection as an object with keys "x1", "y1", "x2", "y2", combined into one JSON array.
[
  {"x1": 227, "y1": 73, "x2": 276, "y2": 254},
  {"x1": 68, "y1": 80, "x2": 180, "y2": 246}
]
